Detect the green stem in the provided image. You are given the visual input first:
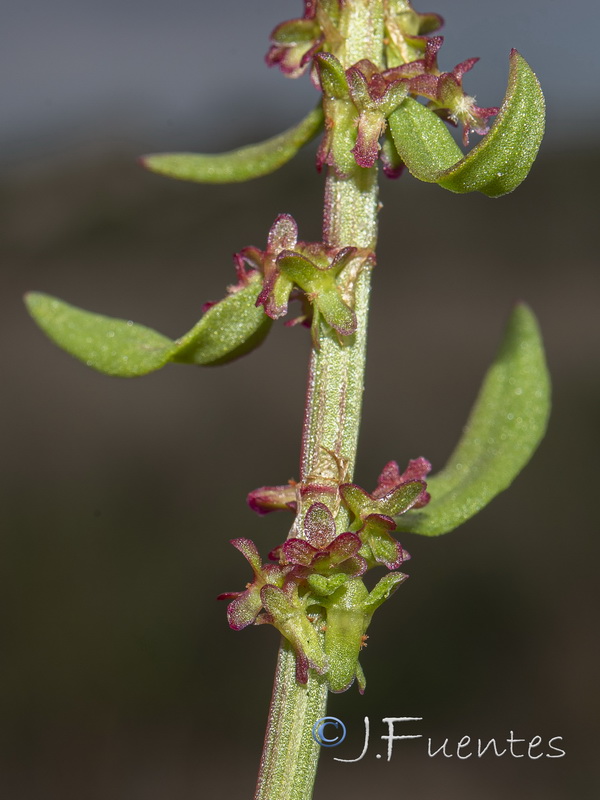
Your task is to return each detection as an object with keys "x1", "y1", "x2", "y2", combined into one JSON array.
[
  {"x1": 253, "y1": 168, "x2": 377, "y2": 800},
  {"x1": 254, "y1": 4, "x2": 384, "y2": 799},
  {"x1": 254, "y1": 642, "x2": 328, "y2": 800},
  {"x1": 300, "y1": 166, "x2": 378, "y2": 521}
]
